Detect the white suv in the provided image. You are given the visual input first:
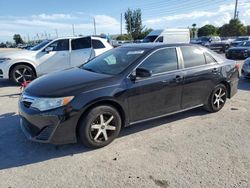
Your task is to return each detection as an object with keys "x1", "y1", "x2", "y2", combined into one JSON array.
[{"x1": 0, "y1": 36, "x2": 113, "y2": 84}]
